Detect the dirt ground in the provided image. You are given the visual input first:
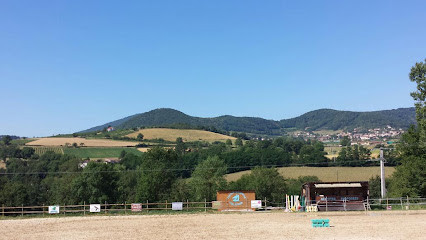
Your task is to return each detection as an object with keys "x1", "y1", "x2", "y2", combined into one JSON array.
[{"x1": 1, "y1": 210, "x2": 425, "y2": 240}]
